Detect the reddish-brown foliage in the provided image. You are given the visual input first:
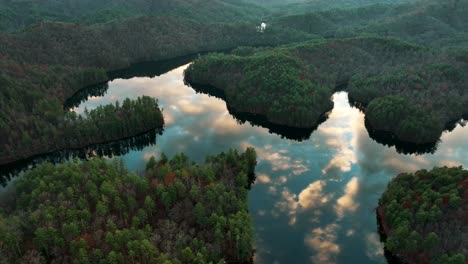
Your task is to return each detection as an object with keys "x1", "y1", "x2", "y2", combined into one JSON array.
[
  {"x1": 442, "y1": 195, "x2": 450, "y2": 204},
  {"x1": 457, "y1": 180, "x2": 468, "y2": 188},
  {"x1": 462, "y1": 189, "x2": 468, "y2": 200},
  {"x1": 164, "y1": 172, "x2": 176, "y2": 185},
  {"x1": 78, "y1": 233, "x2": 96, "y2": 248},
  {"x1": 418, "y1": 174, "x2": 428, "y2": 180},
  {"x1": 462, "y1": 210, "x2": 468, "y2": 221},
  {"x1": 38, "y1": 65, "x2": 49, "y2": 71},
  {"x1": 151, "y1": 178, "x2": 160, "y2": 188},
  {"x1": 8, "y1": 64, "x2": 25, "y2": 76},
  {"x1": 440, "y1": 83, "x2": 448, "y2": 92}
]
